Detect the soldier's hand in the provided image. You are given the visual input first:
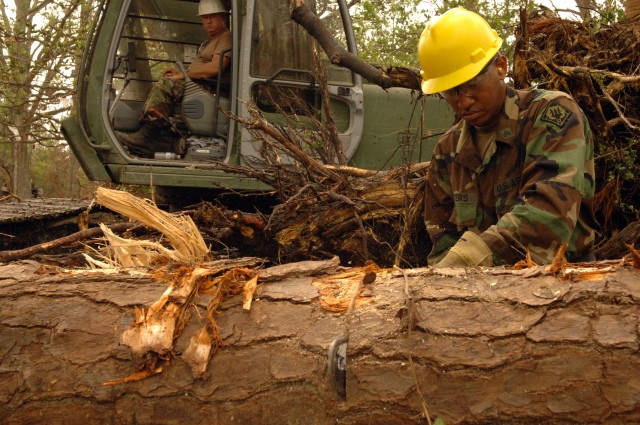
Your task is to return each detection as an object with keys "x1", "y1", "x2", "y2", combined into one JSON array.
[
  {"x1": 433, "y1": 249, "x2": 468, "y2": 268},
  {"x1": 167, "y1": 72, "x2": 185, "y2": 81},
  {"x1": 162, "y1": 68, "x2": 184, "y2": 81},
  {"x1": 162, "y1": 67, "x2": 177, "y2": 76},
  {"x1": 433, "y1": 231, "x2": 493, "y2": 268}
]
